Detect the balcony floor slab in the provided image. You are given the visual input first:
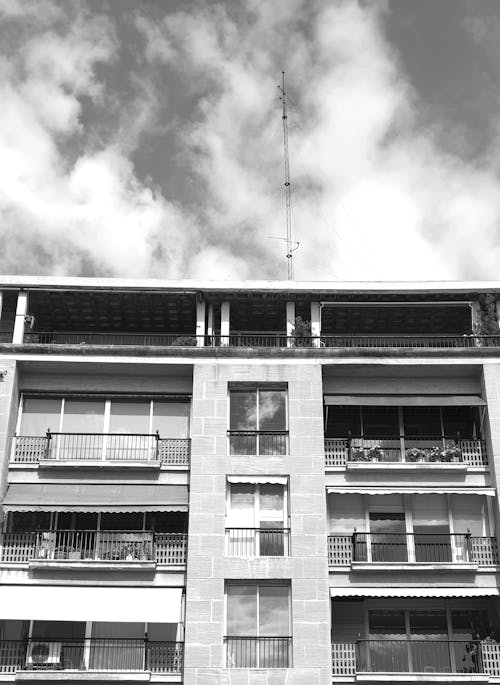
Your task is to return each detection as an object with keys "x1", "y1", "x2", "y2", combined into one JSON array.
[
  {"x1": 15, "y1": 673, "x2": 152, "y2": 682},
  {"x1": 350, "y1": 562, "x2": 479, "y2": 572},
  {"x1": 38, "y1": 460, "x2": 161, "y2": 470},
  {"x1": 355, "y1": 674, "x2": 490, "y2": 683},
  {"x1": 345, "y1": 462, "x2": 468, "y2": 473},
  {"x1": 29, "y1": 561, "x2": 157, "y2": 572}
]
